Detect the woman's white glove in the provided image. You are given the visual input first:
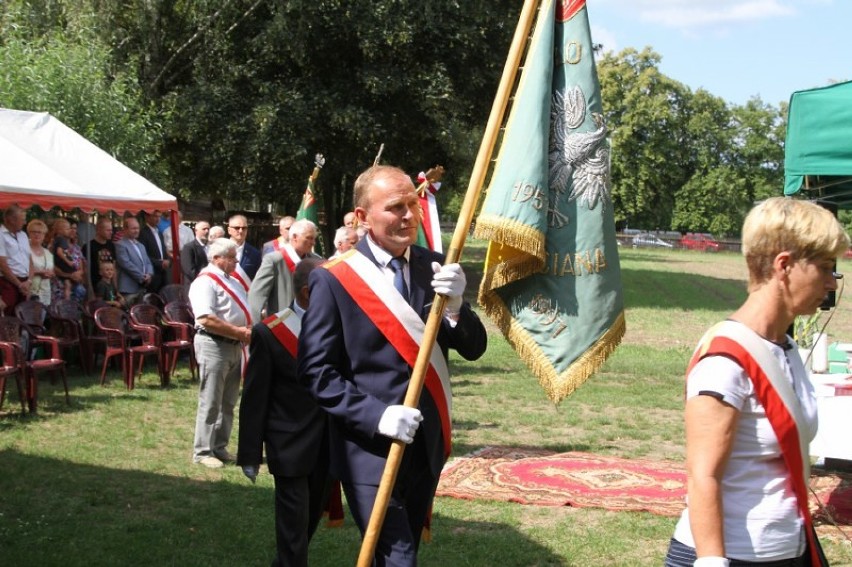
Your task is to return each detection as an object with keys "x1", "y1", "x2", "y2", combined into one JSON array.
[
  {"x1": 431, "y1": 262, "x2": 466, "y2": 313},
  {"x1": 694, "y1": 557, "x2": 729, "y2": 567},
  {"x1": 377, "y1": 405, "x2": 423, "y2": 444}
]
